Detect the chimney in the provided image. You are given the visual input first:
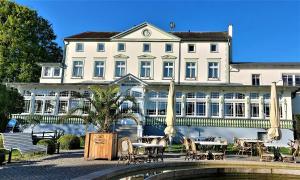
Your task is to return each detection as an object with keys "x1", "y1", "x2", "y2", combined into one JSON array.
[{"x1": 228, "y1": 24, "x2": 233, "y2": 38}]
